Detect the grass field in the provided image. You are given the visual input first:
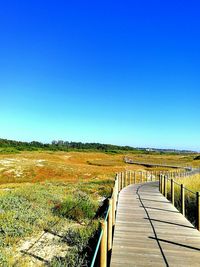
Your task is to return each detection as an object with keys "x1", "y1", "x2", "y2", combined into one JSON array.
[
  {"x1": 0, "y1": 151, "x2": 132, "y2": 266},
  {"x1": 0, "y1": 150, "x2": 199, "y2": 266}
]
